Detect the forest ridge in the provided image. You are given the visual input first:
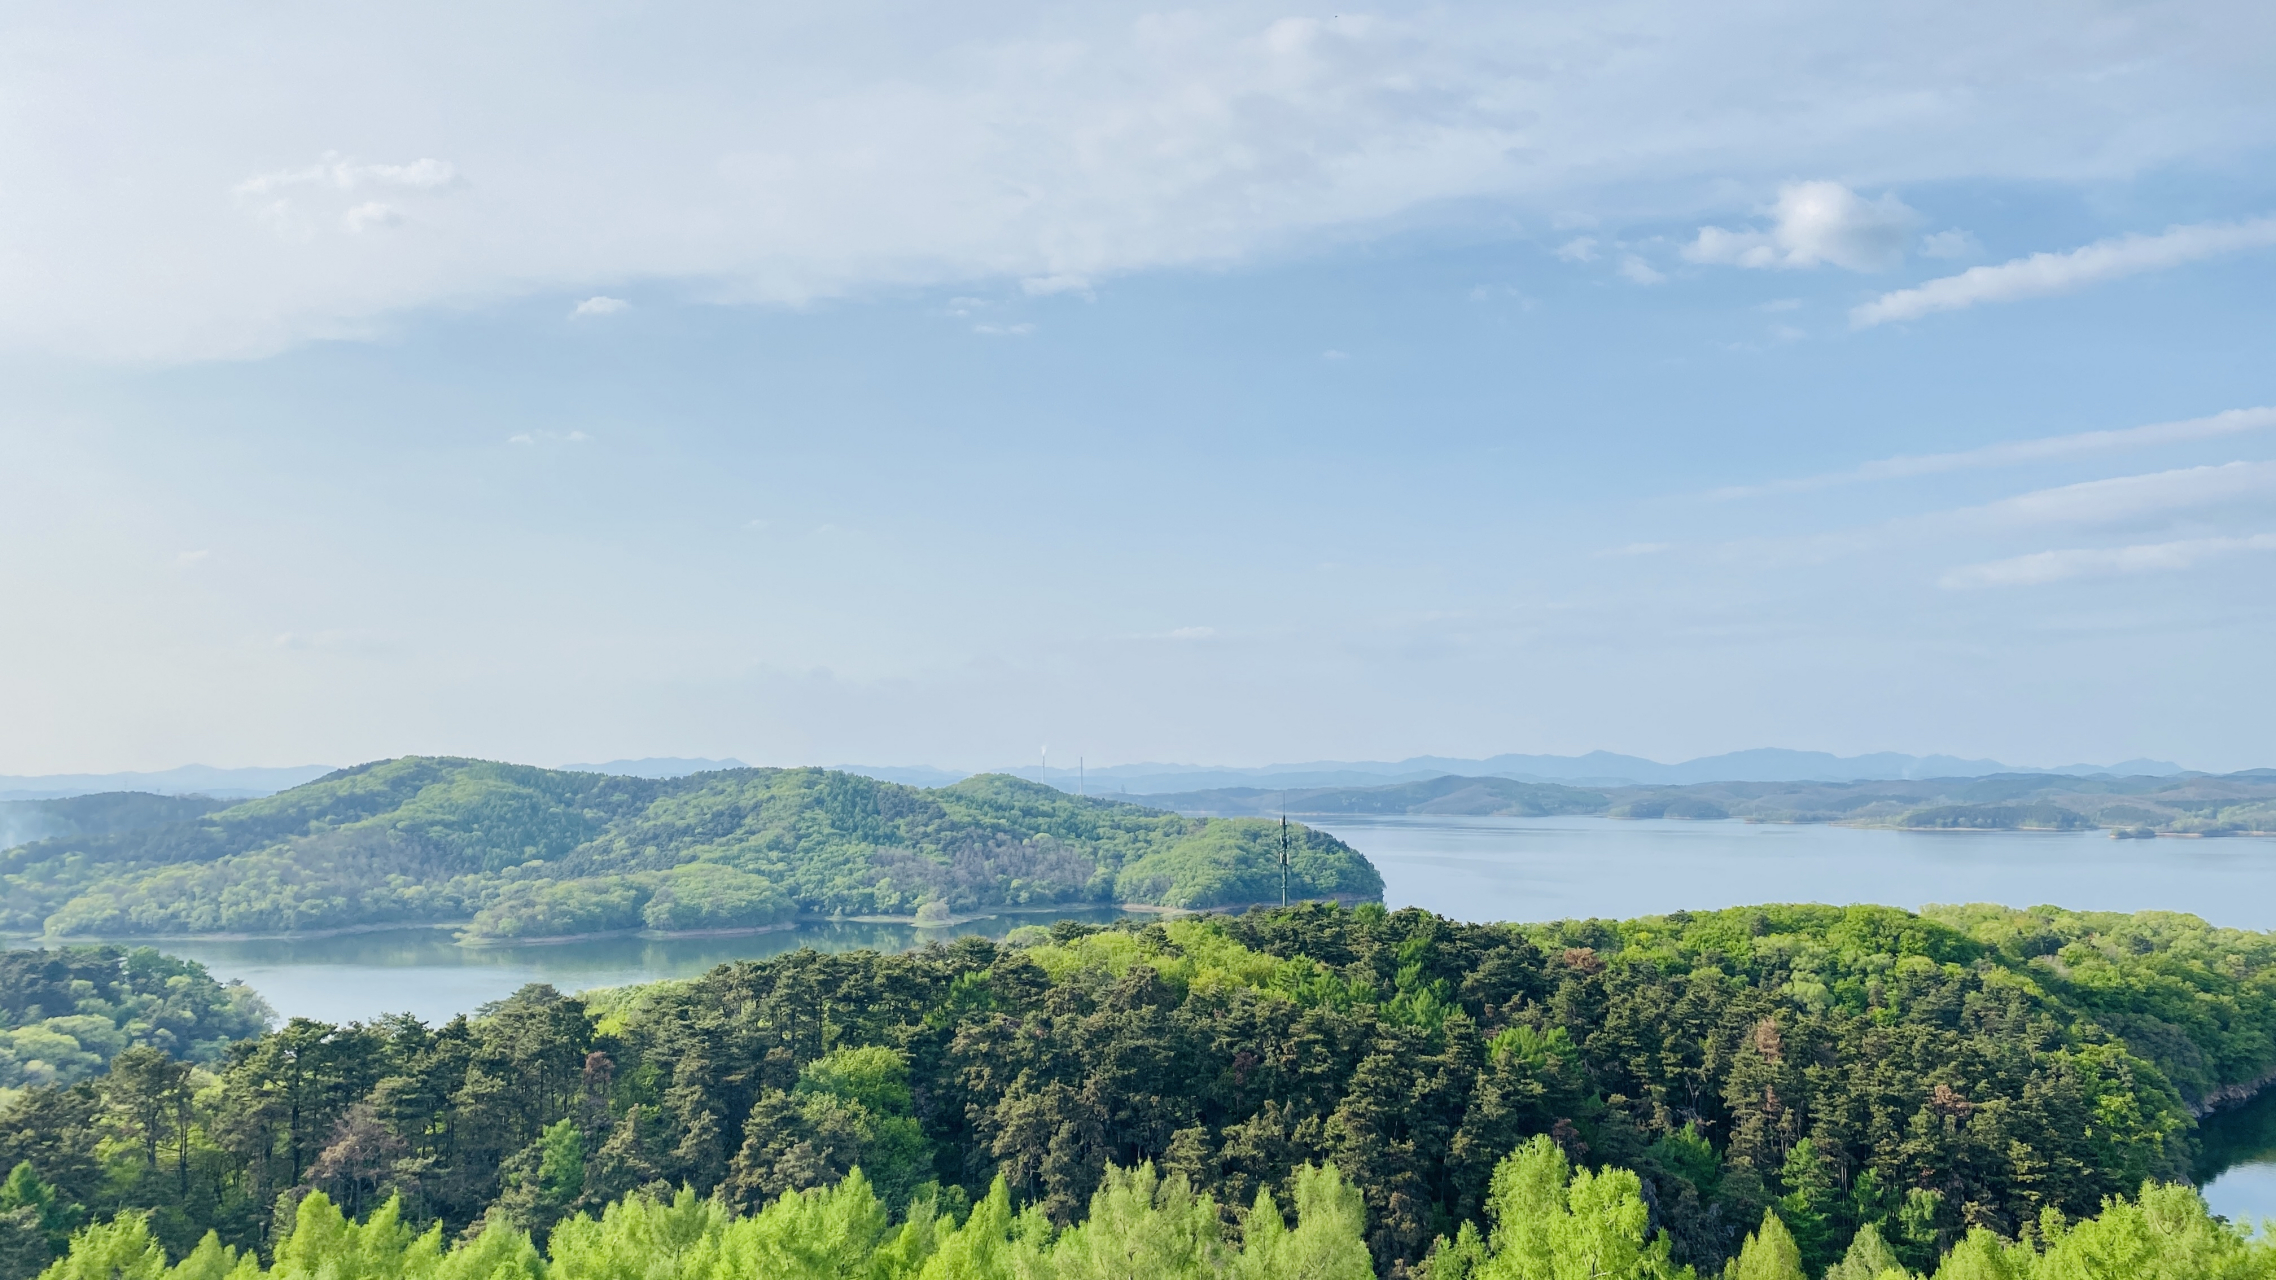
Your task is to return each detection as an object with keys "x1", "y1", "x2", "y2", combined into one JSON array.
[
  {"x1": 0, "y1": 760, "x2": 1381, "y2": 942},
  {"x1": 9, "y1": 900, "x2": 2276, "y2": 1279}
]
